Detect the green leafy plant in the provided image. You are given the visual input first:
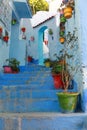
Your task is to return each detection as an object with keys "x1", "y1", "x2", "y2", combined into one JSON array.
[
  {"x1": 60, "y1": 28, "x2": 79, "y2": 91},
  {"x1": 44, "y1": 58, "x2": 51, "y2": 67},
  {"x1": 48, "y1": 28, "x2": 53, "y2": 35},
  {"x1": 6, "y1": 58, "x2": 20, "y2": 72}
]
